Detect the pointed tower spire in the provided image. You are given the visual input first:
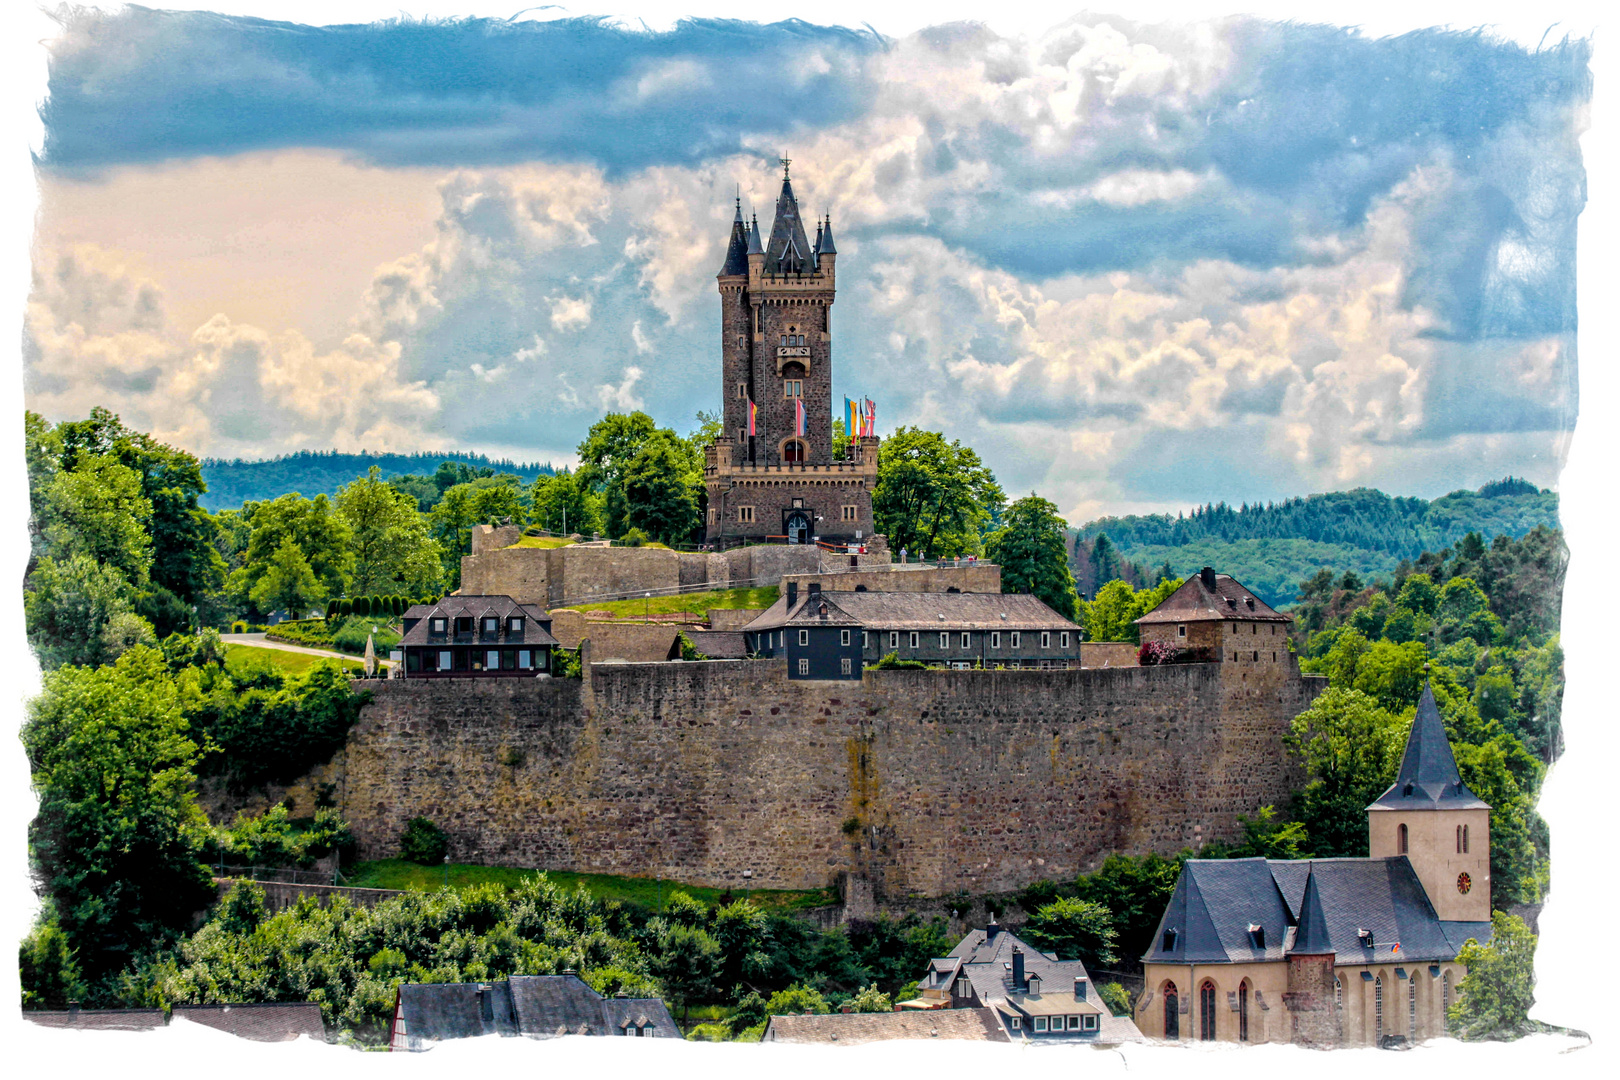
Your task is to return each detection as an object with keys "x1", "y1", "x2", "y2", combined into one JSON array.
[
  {"x1": 746, "y1": 212, "x2": 763, "y2": 255},
  {"x1": 718, "y1": 193, "x2": 750, "y2": 277},
  {"x1": 1370, "y1": 680, "x2": 1486, "y2": 810},
  {"x1": 817, "y1": 213, "x2": 837, "y2": 255},
  {"x1": 1289, "y1": 865, "x2": 1333, "y2": 955},
  {"x1": 763, "y1": 160, "x2": 813, "y2": 275}
]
